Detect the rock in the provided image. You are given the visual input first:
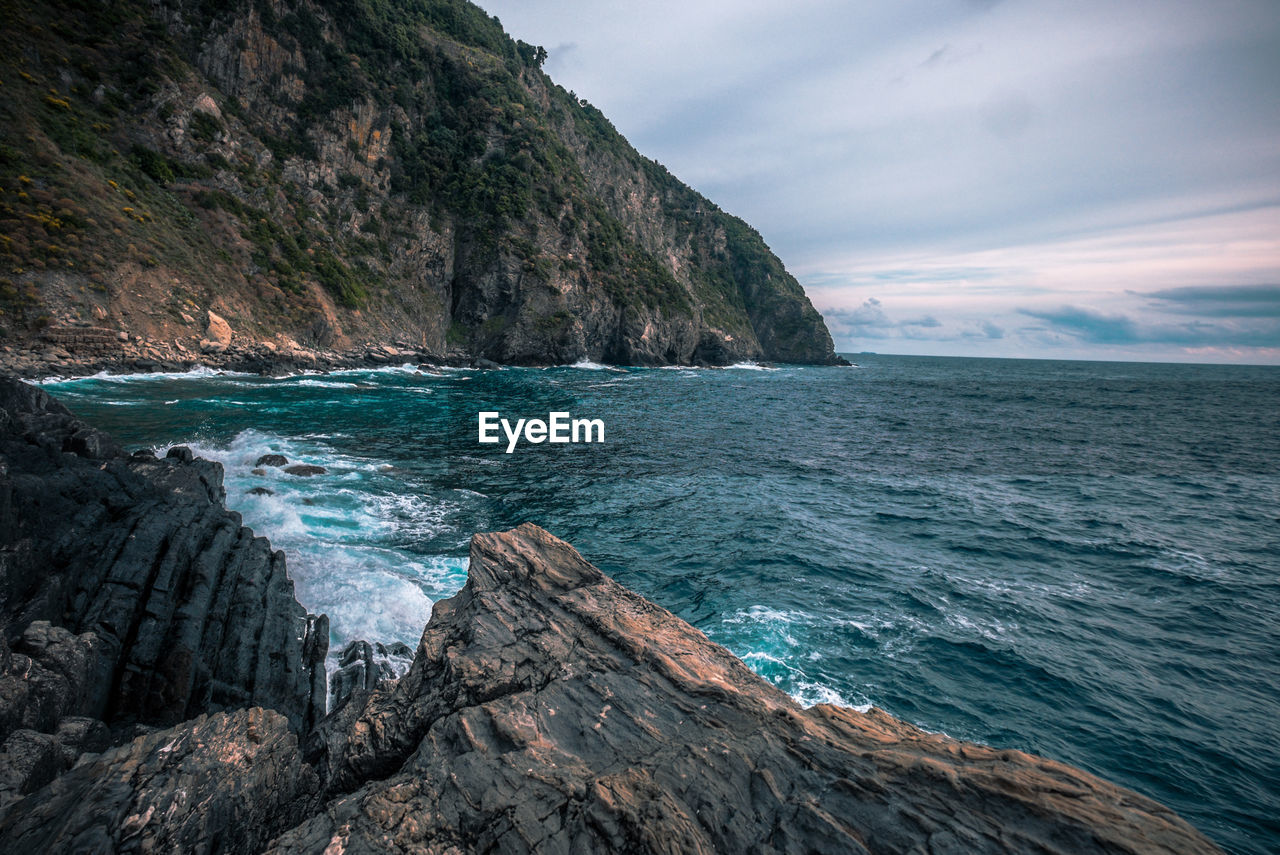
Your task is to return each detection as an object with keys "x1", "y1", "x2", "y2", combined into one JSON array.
[
  {"x1": 287, "y1": 525, "x2": 1221, "y2": 855},
  {"x1": 246, "y1": 487, "x2": 274, "y2": 496},
  {"x1": 255, "y1": 453, "x2": 288, "y2": 467},
  {"x1": 116, "y1": 332, "x2": 128, "y2": 342},
  {"x1": 205, "y1": 310, "x2": 232, "y2": 346},
  {"x1": 250, "y1": 468, "x2": 266, "y2": 475},
  {"x1": 51, "y1": 717, "x2": 109, "y2": 767},
  {"x1": 282, "y1": 464, "x2": 325, "y2": 477},
  {"x1": 327, "y1": 640, "x2": 414, "y2": 712},
  {"x1": 0, "y1": 729, "x2": 61, "y2": 806},
  {"x1": 0, "y1": 378, "x2": 327, "y2": 758},
  {"x1": 179, "y1": 312, "x2": 195, "y2": 325},
  {"x1": 0, "y1": 709, "x2": 319, "y2": 853},
  {"x1": 199, "y1": 339, "x2": 227, "y2": 354},
  {"x1": 0, "y1": 383, "x2": 1222, "y2": 854},
  {"x1": 193, "y1": 92, "x2": 222, "y2": 121}
]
